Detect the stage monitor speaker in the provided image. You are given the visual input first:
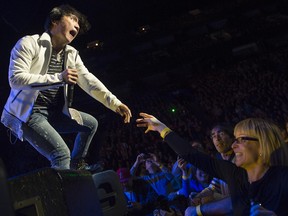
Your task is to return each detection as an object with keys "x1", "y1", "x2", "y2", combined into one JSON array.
[
  {"x1": 8, "y1": 167, "x2": 103, "y2": 216},
  {"x1": 92, "y1": 170, "x2": 127, "y2": 216}
]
